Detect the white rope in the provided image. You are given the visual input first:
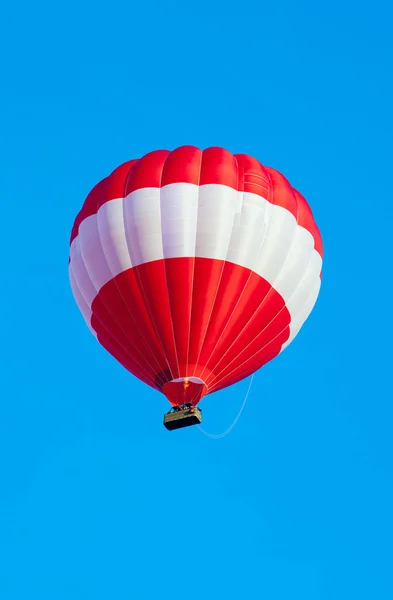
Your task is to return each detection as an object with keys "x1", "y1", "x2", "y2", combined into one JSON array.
[{"x1": 197, "y1": 374, "x2": 254, "y2": 439}]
